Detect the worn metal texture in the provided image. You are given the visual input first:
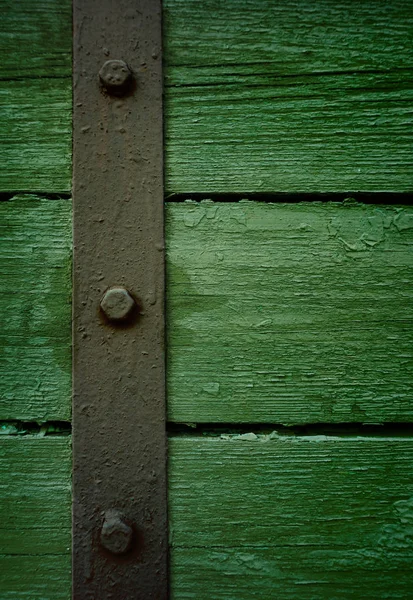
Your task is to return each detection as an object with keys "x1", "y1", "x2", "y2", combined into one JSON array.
[{"x1": 72, "y1": 1, "x2": 167, "y2": 598}]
